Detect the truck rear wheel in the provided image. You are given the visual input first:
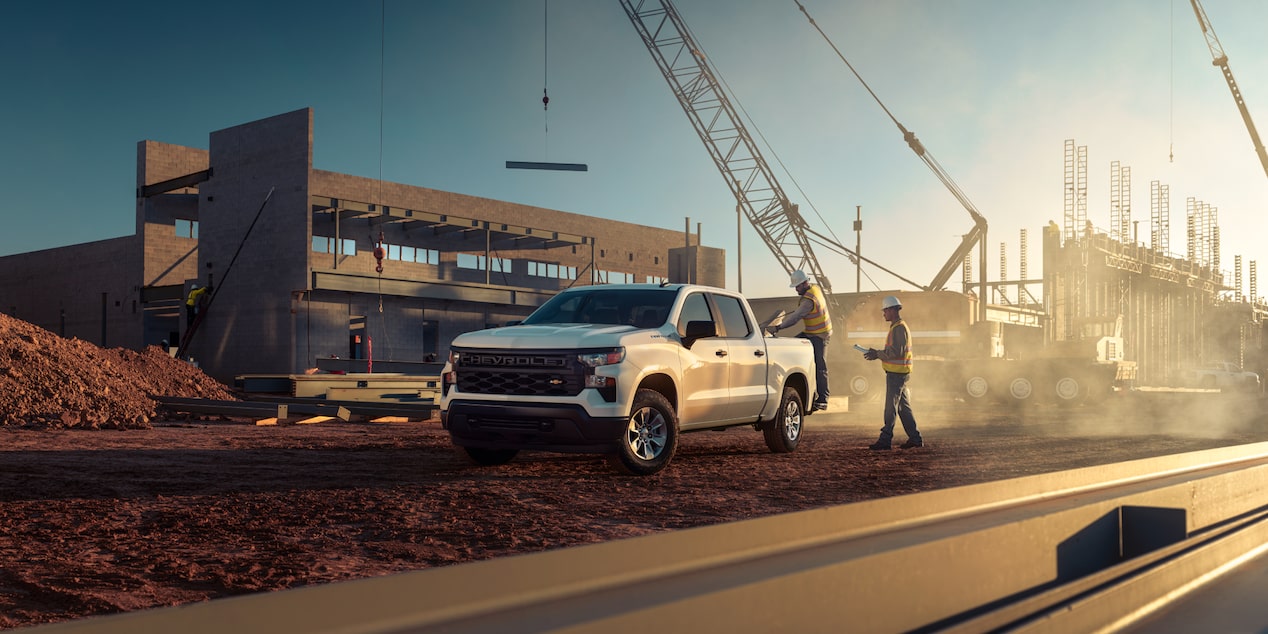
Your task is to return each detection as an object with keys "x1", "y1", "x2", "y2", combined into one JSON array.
[
  {"x1": 764, "y1": 386, "x2": 803, "y2": 453},
  {"x1": 608, "y1": 389, "x2": 679, "y2": 476},
  {"x1": 463, "y1": 447, "x2": 519, "y2": 466}
]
